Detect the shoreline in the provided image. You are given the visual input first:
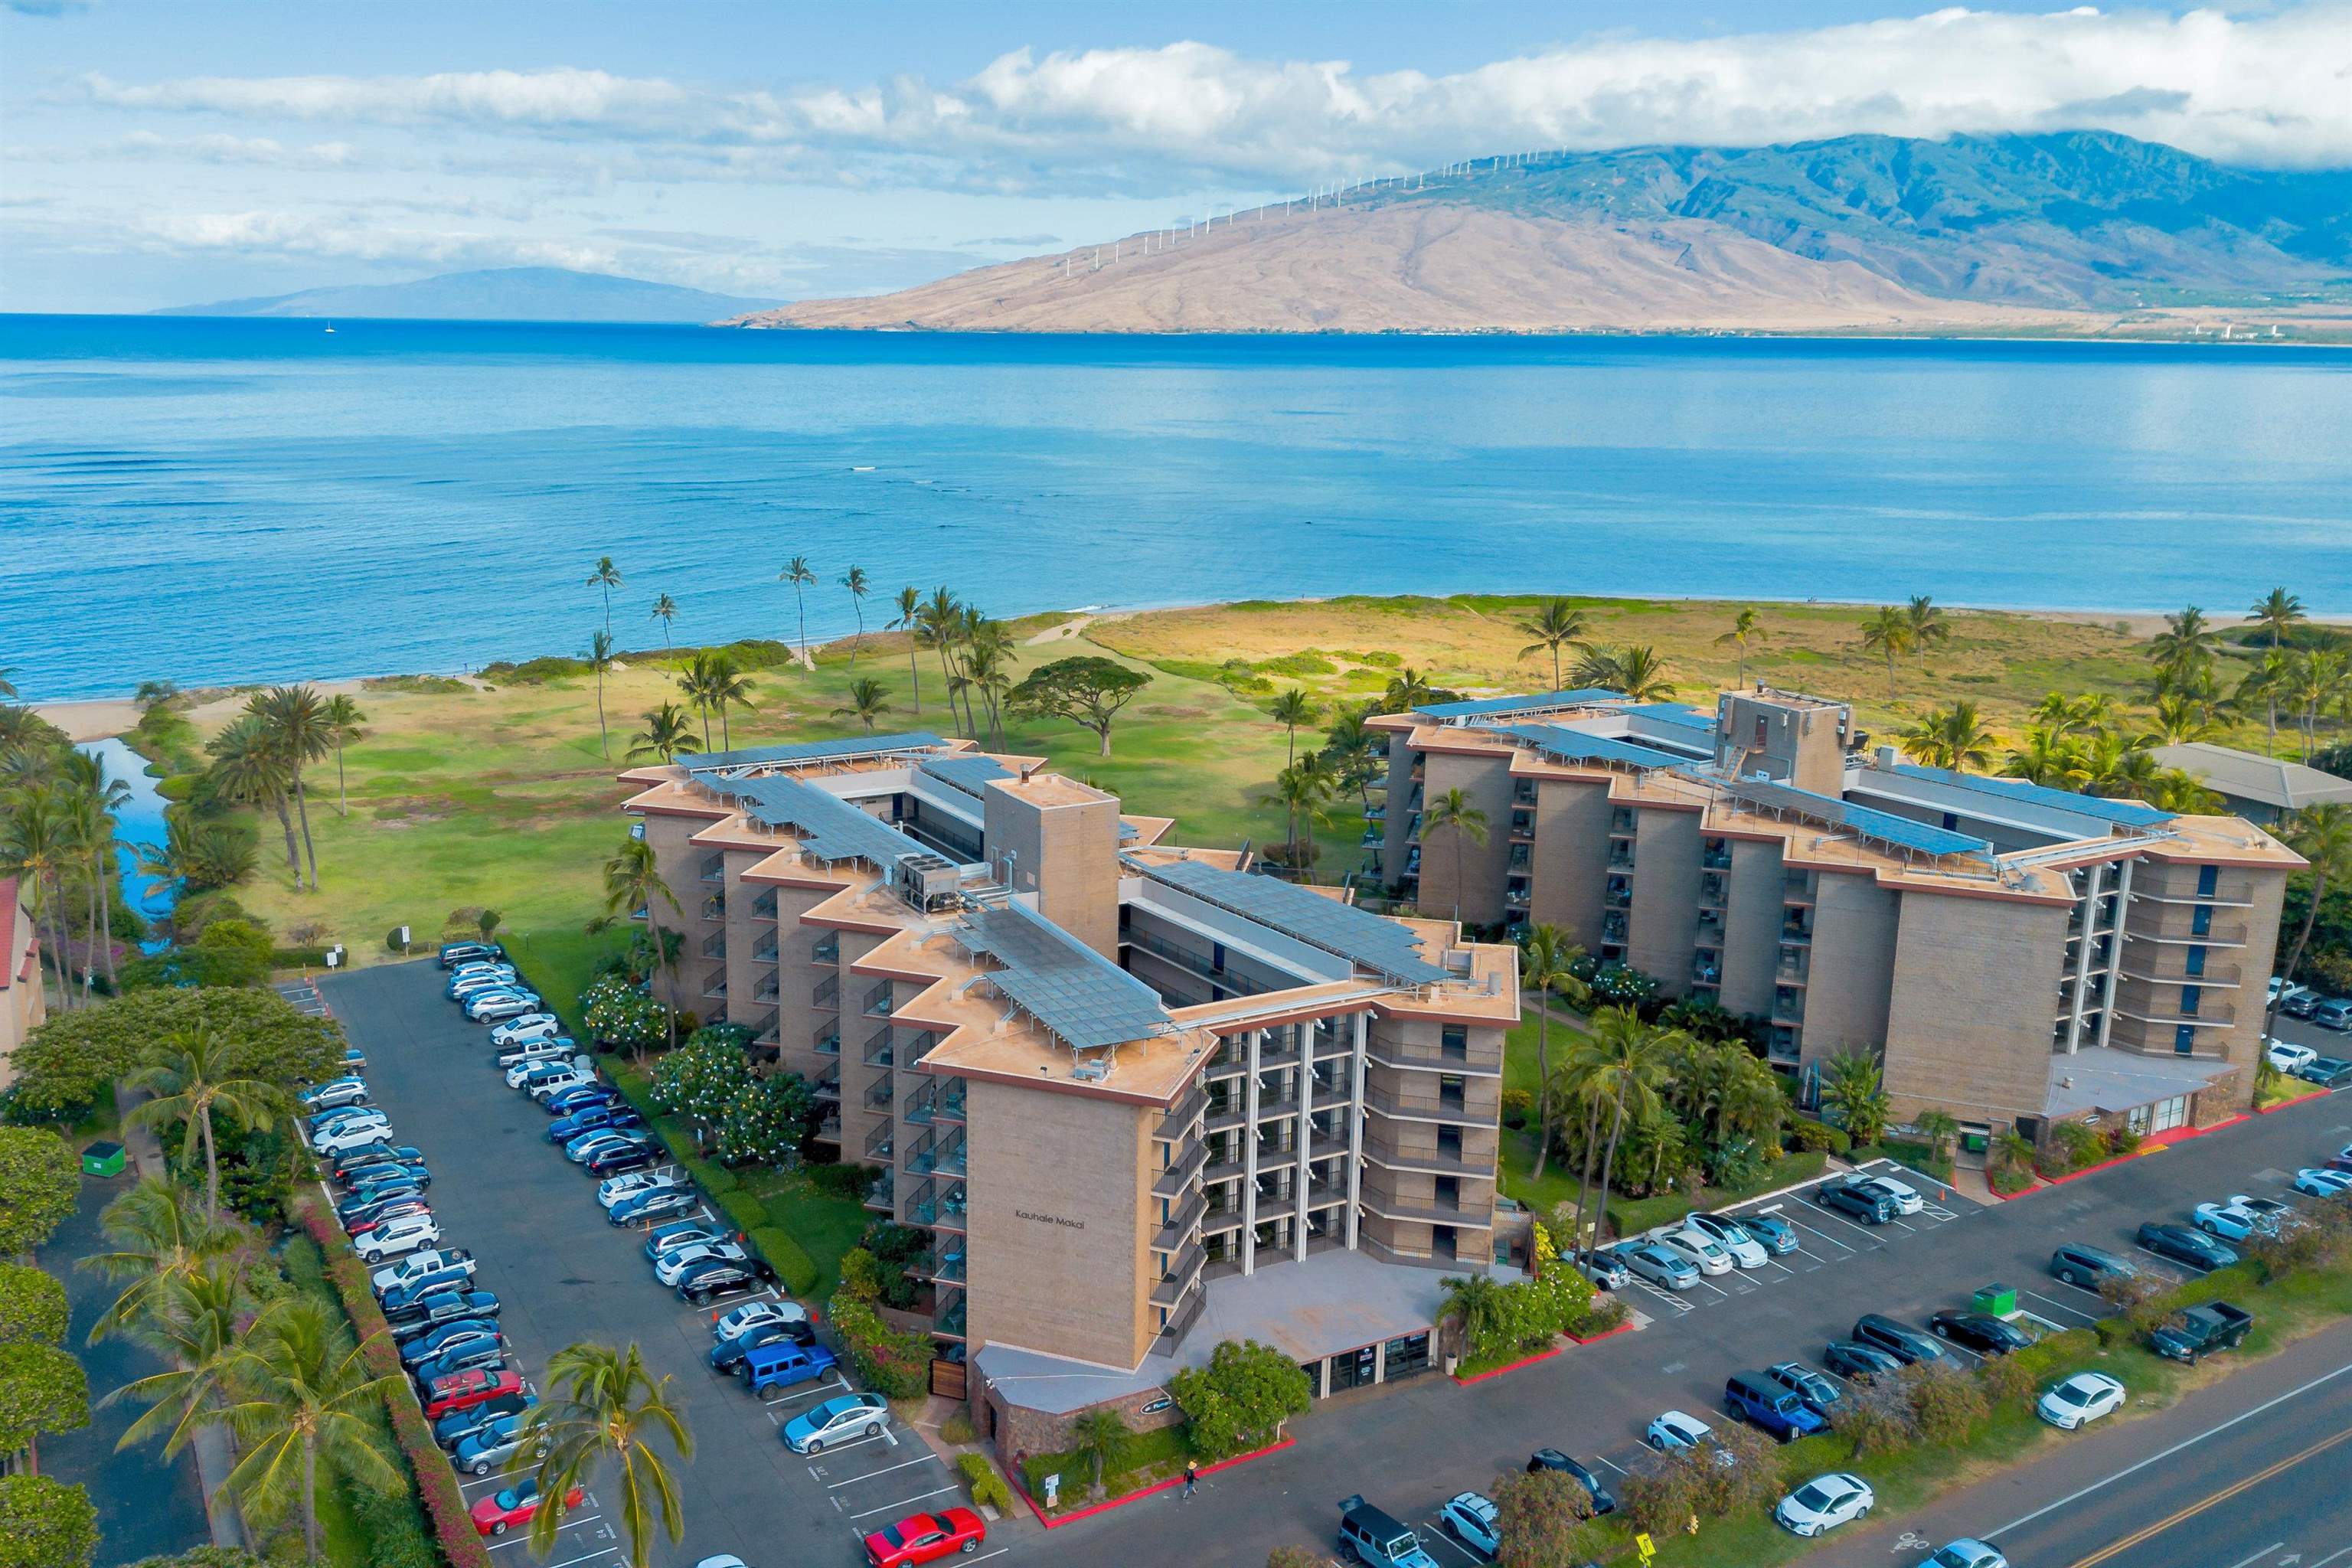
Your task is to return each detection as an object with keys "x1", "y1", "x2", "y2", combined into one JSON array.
[{"x1": 28, "y1": 592, "x2": 2348, "y2": 740}]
